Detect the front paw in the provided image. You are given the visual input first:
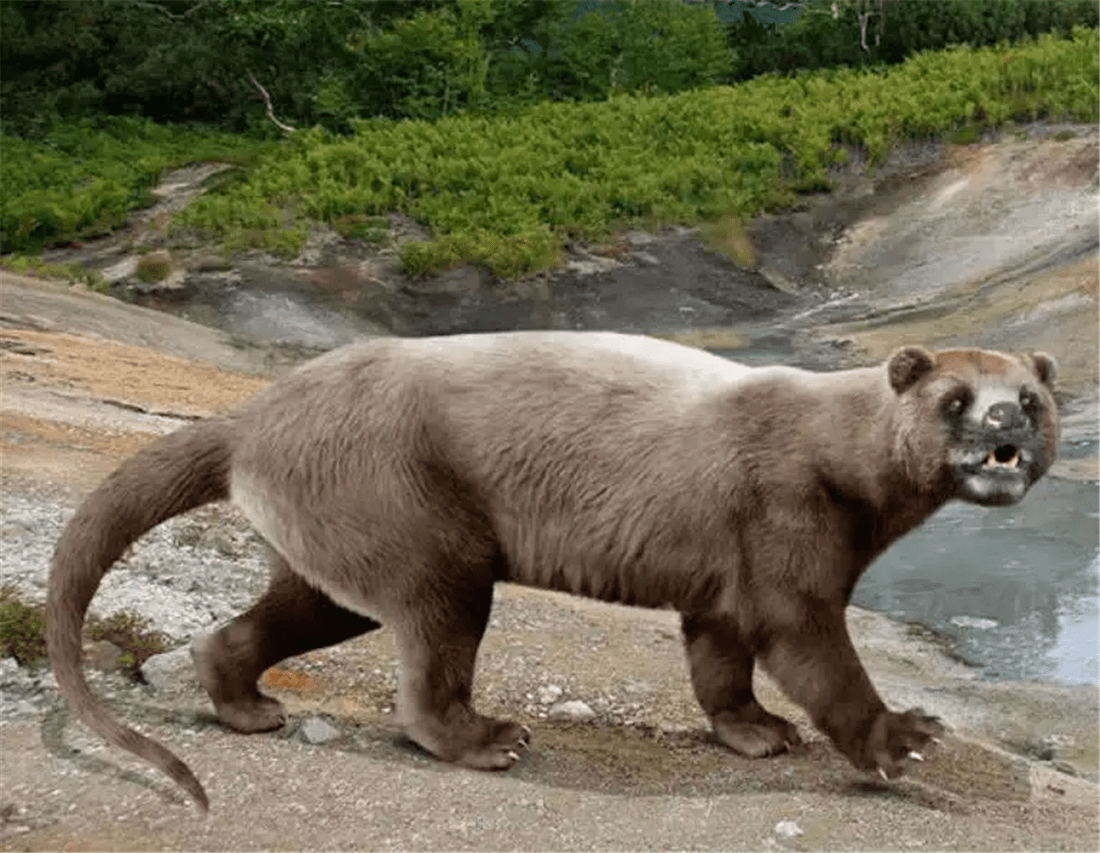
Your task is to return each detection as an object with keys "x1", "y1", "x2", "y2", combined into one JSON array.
[{"x1": 861, "y1": 709, "x2": 944, "y2": 780}]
